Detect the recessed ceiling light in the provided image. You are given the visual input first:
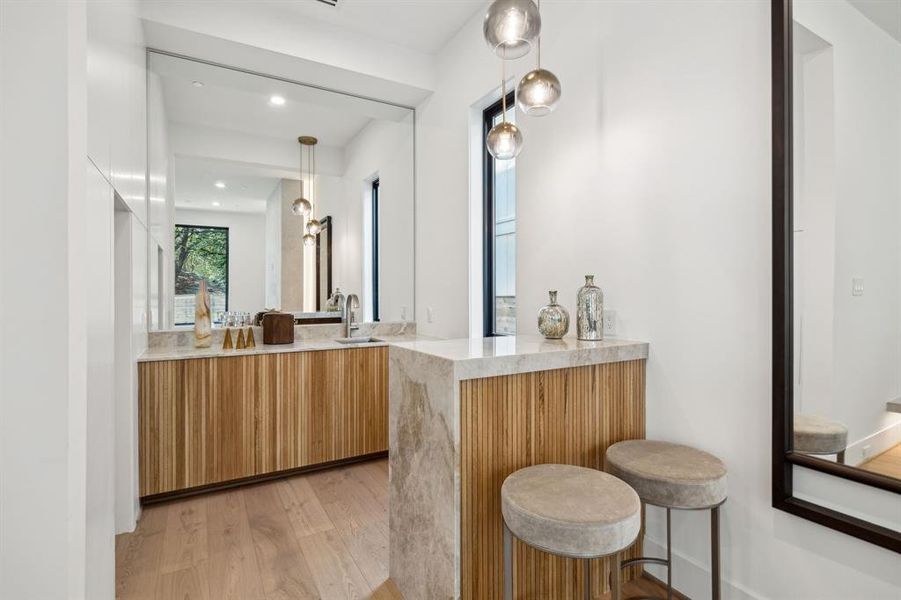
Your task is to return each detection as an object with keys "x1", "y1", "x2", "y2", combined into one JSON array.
[
  {"x1": 269, "y1": 95, "x2": 286, "y2": 106},
  {"x1": 214, "y1": 181, "x2": 226, "y2": 189},
  {"x1": 212, "y1": 201, "x2": 221, "y2": 207},
  {"x1": 192, "y1": 80, "x2": 204, "y2": 88}
]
